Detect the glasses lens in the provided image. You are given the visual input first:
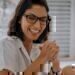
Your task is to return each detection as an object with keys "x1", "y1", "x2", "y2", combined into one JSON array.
[
  {"x1": 25, "y1": 14, "x2": 37, "y2": 24},
  {"x1": 40, "y1": 17, "x2": 47, "y2": 25}
]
